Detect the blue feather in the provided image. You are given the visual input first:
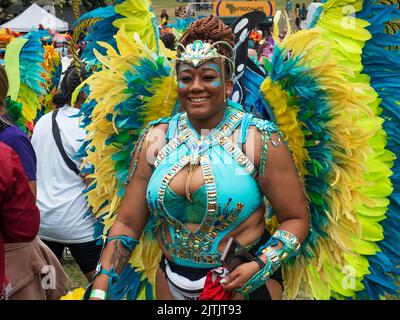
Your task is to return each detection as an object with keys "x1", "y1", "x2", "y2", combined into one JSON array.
[{"x1": 356, "y1": 0, "x2": 400, "y2": 299}]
